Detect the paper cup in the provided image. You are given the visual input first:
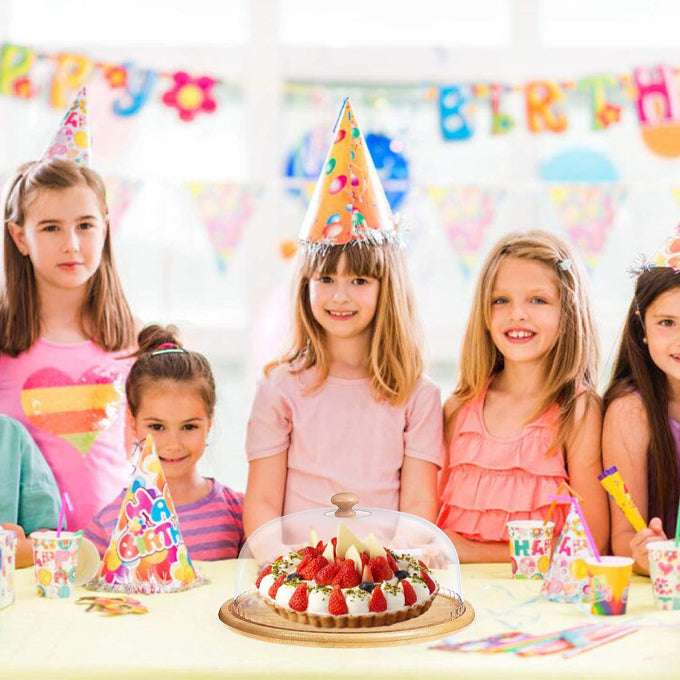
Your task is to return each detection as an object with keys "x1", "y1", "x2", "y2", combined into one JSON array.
[
  {"x1": 0, "y1": 529, "x2": 17, "y2": 608},
  {"x1": 648, "y1": 540, "x2": 680, "y2": 611},
  {"x1": 507, "y1": 520, "x2": 554, "y2": 579},
  {"x1": 31, "y1": 531, "x2": 81, "y2": 598},
  {"x1": 586, "y1": 555, "x2": 633, "y2": 615}
]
